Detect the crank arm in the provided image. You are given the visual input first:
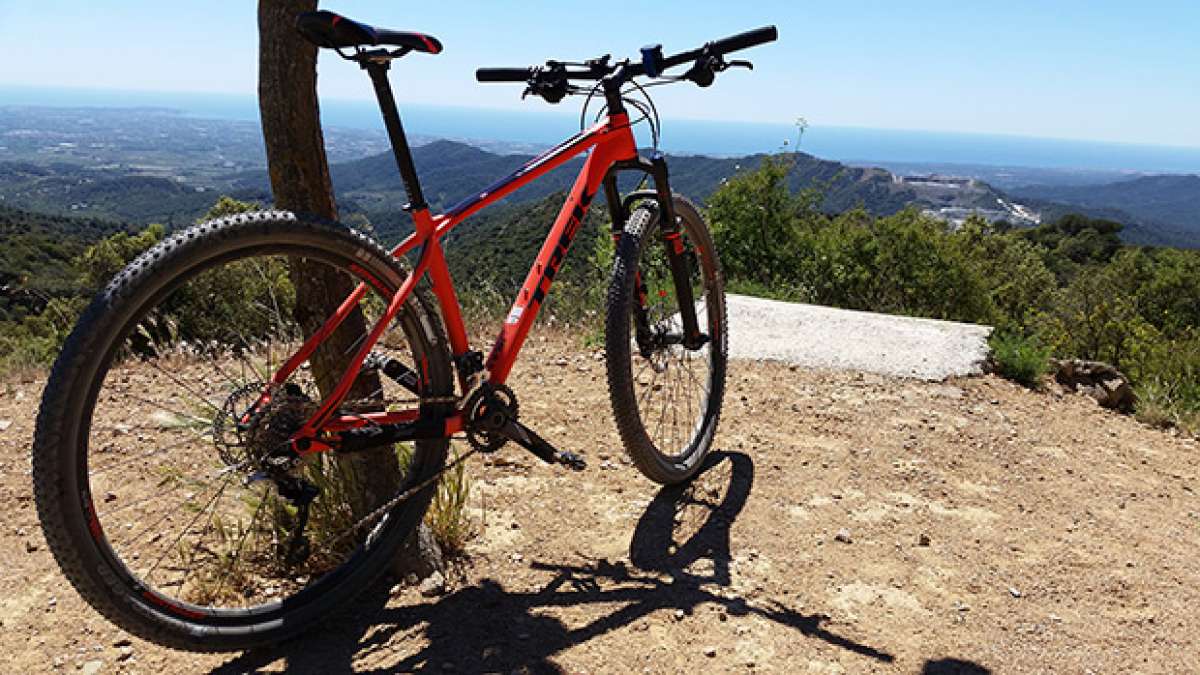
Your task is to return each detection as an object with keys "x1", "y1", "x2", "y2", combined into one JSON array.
[{"x1": 498, "y1": 420, "x2": 587, "y2": 471}]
